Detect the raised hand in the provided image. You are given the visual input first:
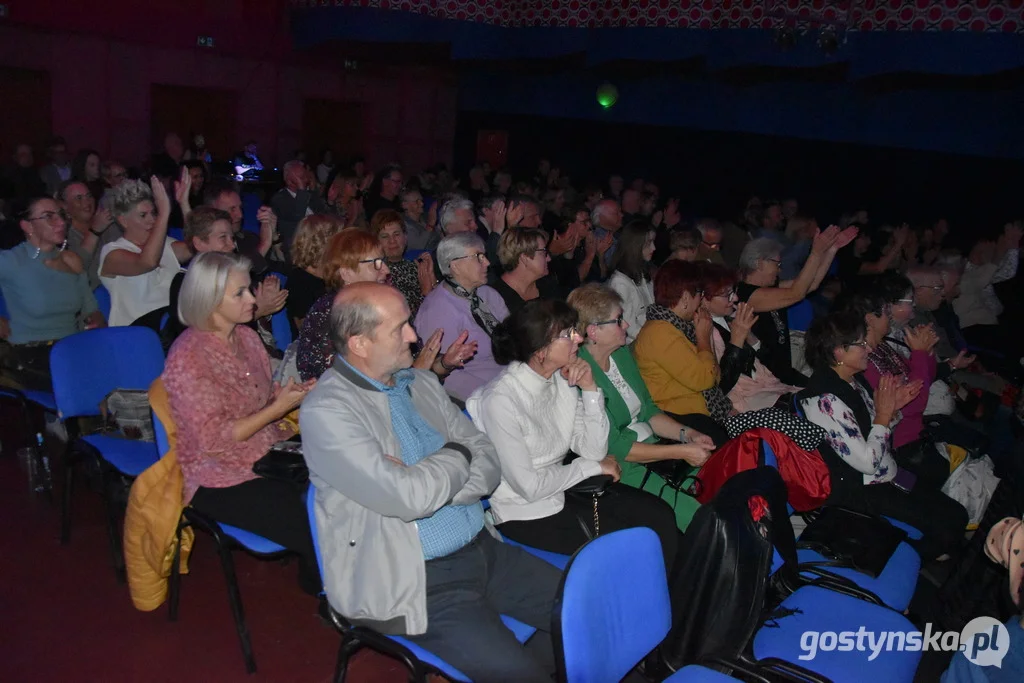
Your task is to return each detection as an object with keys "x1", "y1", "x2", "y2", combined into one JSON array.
[
  {"x1": 507, "y1": 202, "x2": 525, "y2": 228},
  {"x1": 729, "y1": 301, "x2": 758, "y2": 346},
  {"x1": 150, "y1": 175, "x2": 171, "y2": 216},
  {"x1": 693, "y1": 306, "x2": 713, "y2": 342},
  {"x1": 812, "y1": 224, "x2": 840, "y2": 254},
  {"x1": 895, "y1": 379, "x2": 923, "y2": 410},
  {"x1": 91, "y1": 207, "x2": 112, "y2": 235},
  {"x1": 904, "y1": 324, "x2": 938, "y2": 353},
  {"x1": 416, "y1": 252, "x2": 436, "y2": 296},
  {"x1": 426, "y1": 202, "x2": 438, "y2": 230},
  {"x1": 492, "y1": 199, "x2": 507, "y2": 234},
  {"x1": 595, "y1": 231, "x2": 615, "y2": 256},
  {"x1": 441, "y1": 330, "x2": 478, "y2": 369},
  {"x1": 173, "y1": 166, "x2": 191, "y2": 206},
  {"x1": 664, "y1": 198, "x2": 681, "y2": 227},
  {"x1": 549, "y1": 227, "x2": 578, "y2": 257},
  {"x1": 834, "y1": 225, "x2": 859, "y2": 249},
  {"x1": 254, "y1": 276, "x2": 288, "y2": 317},
  {"x1": 257, "y1": 206, "x2": 278, "y2": 241},
  {"x1": 873, "y1": 374, "x2": 901, "y2": 425}
]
